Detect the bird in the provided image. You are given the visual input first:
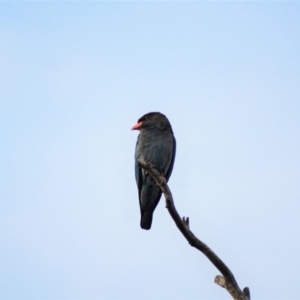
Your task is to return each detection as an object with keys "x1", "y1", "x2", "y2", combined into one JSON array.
[{"x1": 131, "y1": 112, "x2": 176, "y2": 230}]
